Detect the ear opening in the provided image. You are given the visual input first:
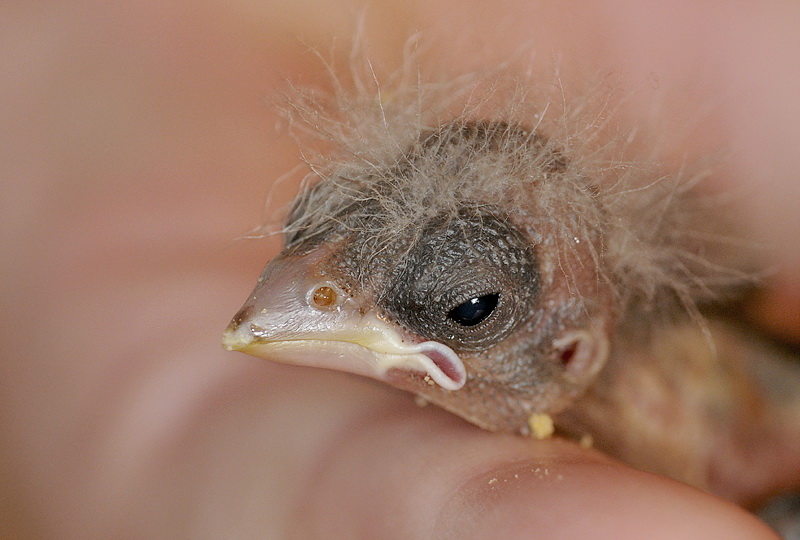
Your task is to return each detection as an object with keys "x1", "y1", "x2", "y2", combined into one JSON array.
[{"x1": 553, "y1": 328, "x2": 610, "y2": 385}]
